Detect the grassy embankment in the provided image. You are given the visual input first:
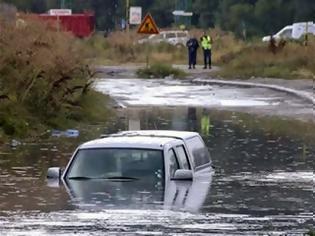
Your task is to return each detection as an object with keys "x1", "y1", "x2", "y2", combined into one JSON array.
[
  {"x1": 86, "y1": 29, "x2": 315, "y2": 80},
  {"x1": 0, "y1": 16, "x2": 110, "y2": 143},
  {"x1": 218, "y1": 36, "x2": 315, "y2": 79}
]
